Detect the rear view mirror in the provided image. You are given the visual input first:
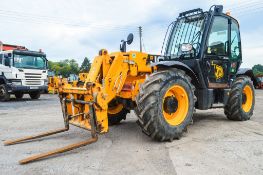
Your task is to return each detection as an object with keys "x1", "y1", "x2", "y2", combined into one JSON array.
[
  {"x1": 181, "y1": 43, "x2": 193, "y2": 52},
  {"x1": 120, "y1": 33, "x2": 134, "y2": 52},
  {"x1": 127, "y1": 33, "x2": 134, "y2": 45}
]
